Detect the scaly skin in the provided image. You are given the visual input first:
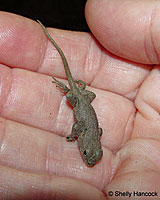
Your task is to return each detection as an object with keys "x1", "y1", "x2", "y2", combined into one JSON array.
[{"x1": 37, "y1": 20, "x2": 103, "y2": 167}]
